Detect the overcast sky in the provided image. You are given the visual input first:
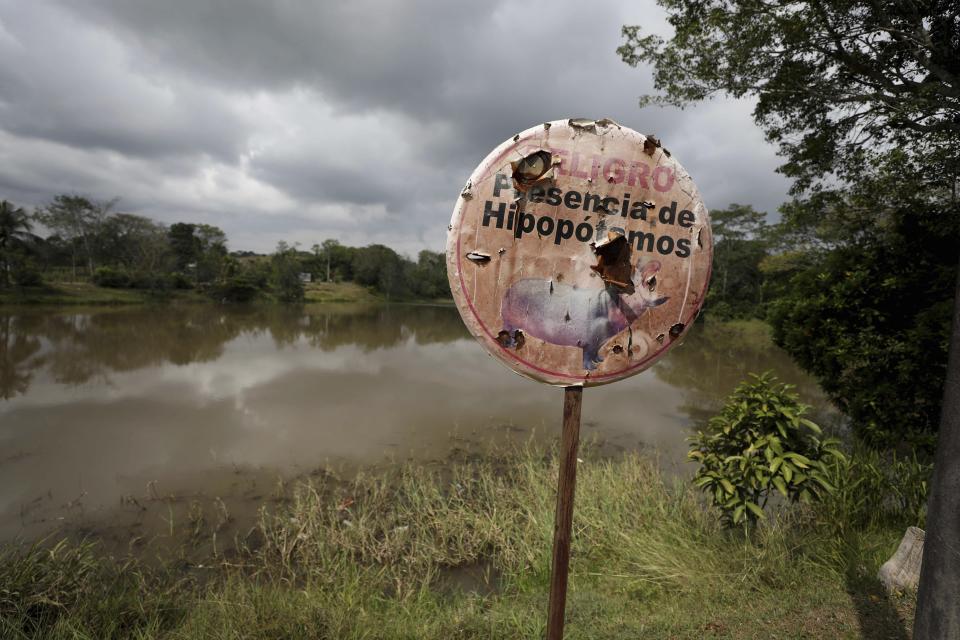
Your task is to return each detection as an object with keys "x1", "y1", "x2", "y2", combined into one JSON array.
[{"x1": 0, "y1": 0, "x2": 791, "y2": 256}]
